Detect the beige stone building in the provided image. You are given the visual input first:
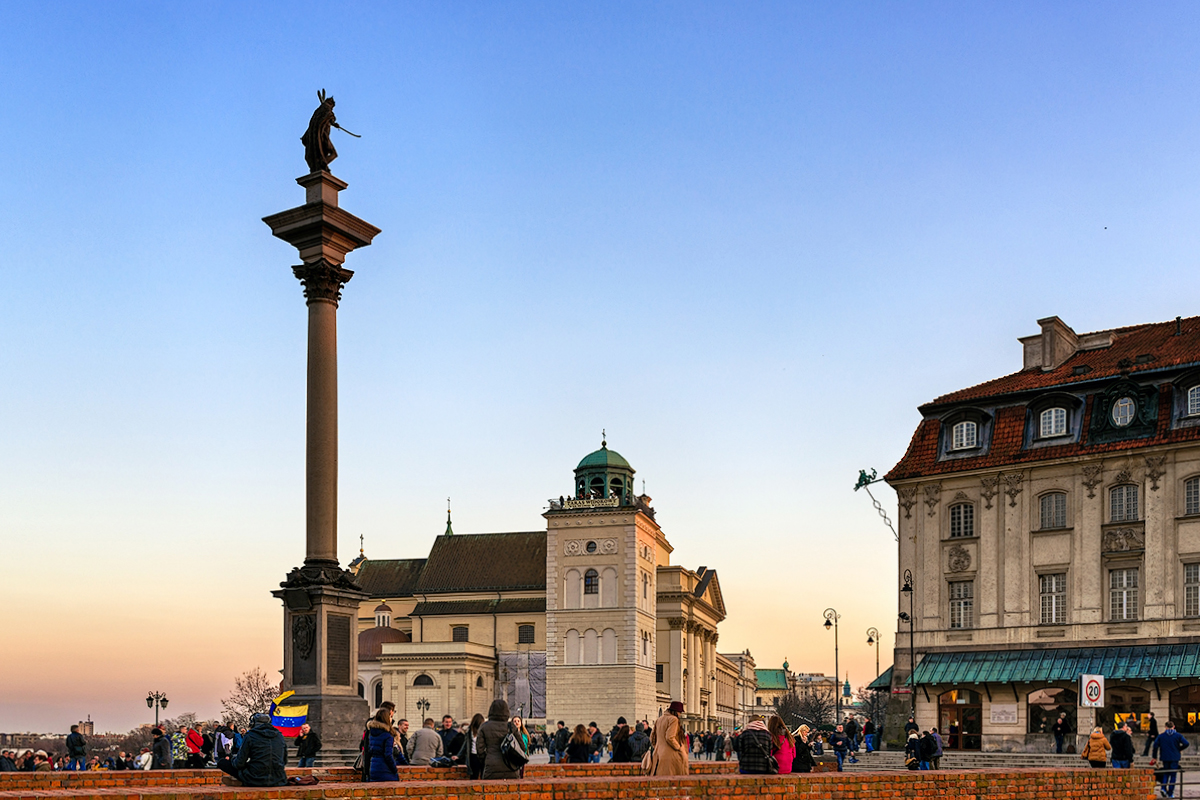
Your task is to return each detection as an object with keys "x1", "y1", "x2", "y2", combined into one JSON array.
[
  {"x1": 883, "y1": 315, "x2": 1200, "y2": 751},
  {"x1": 350, "y1": 441, "x2": 756, "y2": 732}
]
